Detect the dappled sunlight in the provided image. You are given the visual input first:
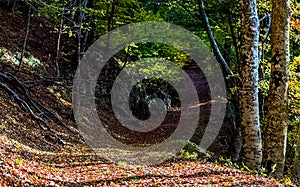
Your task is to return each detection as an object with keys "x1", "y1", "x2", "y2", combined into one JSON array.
[{"x1": 0, "y1": 134, "x2": 290, "y2": 186}]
